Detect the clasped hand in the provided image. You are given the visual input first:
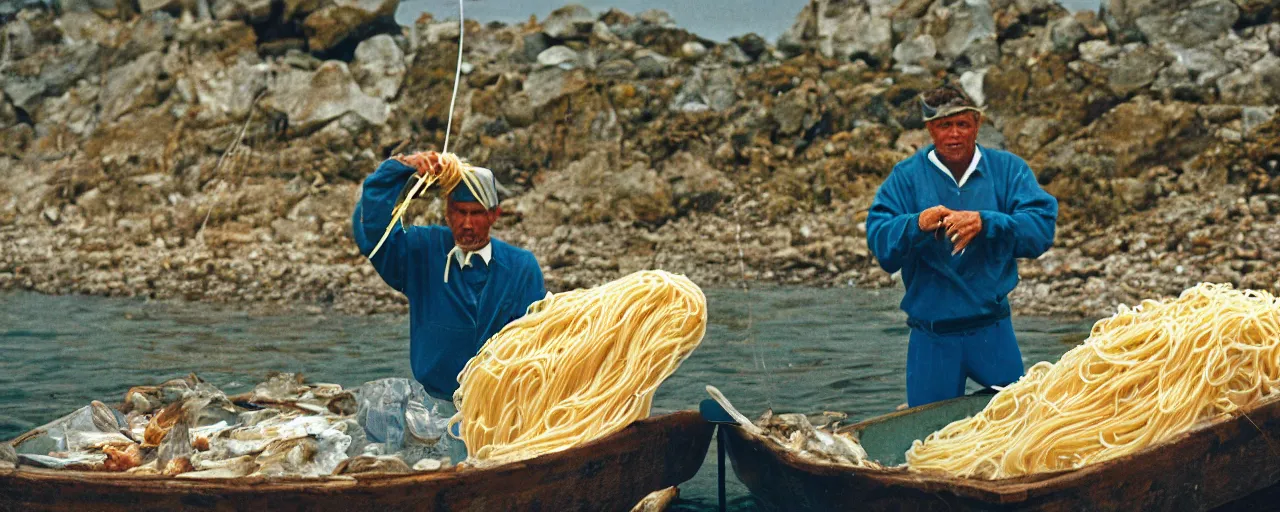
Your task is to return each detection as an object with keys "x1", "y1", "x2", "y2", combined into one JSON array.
[{"x1": 918, "y1": 206, "x2": 982, "y2": 254}]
